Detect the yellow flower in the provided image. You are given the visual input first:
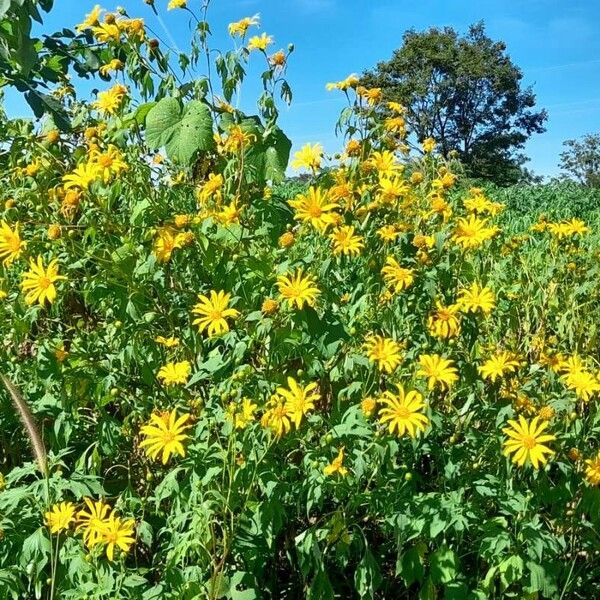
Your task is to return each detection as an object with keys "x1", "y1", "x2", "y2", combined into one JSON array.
[
  {"x1": 381, "y1": 256, "x2": 414, "y2": 293},
  {"x1": 422, "y1": 137, "x2": 436, "y2": 153},
  {"x1": 91, "y1": 23, "x2": 121, "y2": 43},
  {"x1": 192, "y1": 290, "x2": 240, "y2": 337},
  {"x1": 228, "y1": 15, "x2": 260, "y2": 37},
  {"x1": 537, "y1": 405, "x2": 555, "y2": 421},
  {"x1": 99, "y1": 59, "x2": 124, "y2": 77},
  {"x1": 416, "y1": 354, "x2": 458, "y2": 390},
  {"x1": 502, "y1": 416, "x2": 556, "y2": 469},
  {"x1": 366, "y1": 150, "x2": 399, "y2": 178},
  {"x1": 157, "y1": 361, "x2": 191, "y2": 386},
  {"x1": 278, "y1": 231, "x2": 295, "y2": 248},
  {"x1": 45, "y1": 502, "x2": 76, "y2": 534},
  {"x1": 228, "y1": 398, "x2": 258, "y2": 430},
  {"x1": 276, "y1": 377, "x2": 320, "y2": 429},
  {"x1": 21, "y1": 256, "x2": 66, "y2": 306},
  {"x1": 378, "y1": 176, "x2": 409, "y2": 205},
  {"x1": 325, "y1": 74, "x2": 359, "y2": 91},
  {"x1": 378, "y1": 384, "x2": 429, "y2": 438},
  {"x1": 330, "y1": 225, "x2": 364, "y2": 256},
  {"x1": 377, "y1": 225, "x2": 400, "y2": 243},
  {"x1": 155, "y1": 335, "x2": 180, "y2": 348},
  {"x1": 47, "y1": 224, "x2": 61, "y2": 241},
  {"x1": 357, "y1": 86, "x2": 382, "y2": 106},
  {"x1": 261, "y1": 297, "x2": 279, "y2": 315},
  {"x1": 363, "y1": 334, "x2": 402, "y2": 373},
  {"x1": 93, "y1": 84, "x2": 128, "y2": 115},
  {"x1": 247, "y1": 32, "x2": 273, "y2": 51},
  {"x1": 168, "y1": 0, "x2": 186, "y2": 9},
  {"x1": 99, "y1": 515, "x2": 135, "y2": 561},
  {"x1": 62, "y1": 161, "x2": 102, "y2": 190},
  {"x1": 561, "y1": 369, "x2": 600, "y2": 401},
  {"x1": 291, "y1": 143, "x2": 323, "y2": 171},
  {"x1": 479, "y1": 351, "x2": 520, "y2": 382},
  {"x1": 427, "y1": 302, "x2": 461, "y2": 339},
  {"x1": 77, "y1": 498, "x2": 111, "y2": 548},
  {"x1": 89, "y1": 145, "x2": 128, "y2": 183},
  {"x1": 76, "y1": 4, "x2": 102, "y2": 31},
  {"x1": 0, "y1": 221, "x2": 25, "y2": 265},
  {"x1": 457, "y1": 283, "x2": 495, "y2": 315},
  {"x1": 197, "y1": 173, "x2": 224, "y2": 203},
  {"x1": 153, "y1": 226, "x2": 189, "y2": 263},
  {"x1": 288, "y1": 187, "x2": 339, "y2": 232},
  {"x1": 324, "y1": 447, "x2": 348, "y2": 477},
  {"x1": 261, "y1": 396, "x2": 292, "y2": 438},
  {"x1": 584, "y1": 452, "x2": 600, "y2": 485},
  {"x1": 452, "y1": 216, "x2": 499, "y2": 249},
  {"x1": 139, "y1": 410, "x2": 192, "y2": 464},
  {"x1": 277, "y1": 269, "x2": 320, "y2": 310},
  {"x1": 361, "y1": 396, "x2": 377, "y2": 417}
]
